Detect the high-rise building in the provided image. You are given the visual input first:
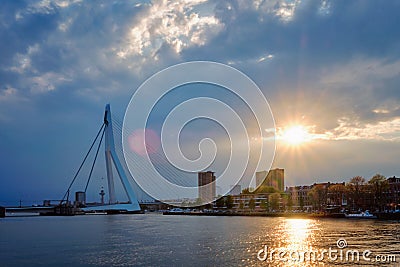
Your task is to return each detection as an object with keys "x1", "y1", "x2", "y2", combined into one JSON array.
[
  {"x1": 256, "y1": 168, "x2": 284, "y2": 192},
  {"x1": 256, "y1": 171, "x2": 268, "y2": 188},
  {"x1": 229, "y1": 184, "x2": 242, "y2": 196},
  {"x1": 75, "y1": 191, "x2": 86, "y2": 206},
  {"x1": 198, "y1": 171, "x2": 216, "y2": 202}
]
